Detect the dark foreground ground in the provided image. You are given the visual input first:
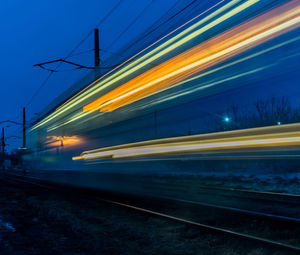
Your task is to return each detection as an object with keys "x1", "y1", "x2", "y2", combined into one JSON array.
[{"x1": 0, "y1": 178, "x2": 298, "y2": 255}]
